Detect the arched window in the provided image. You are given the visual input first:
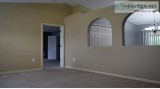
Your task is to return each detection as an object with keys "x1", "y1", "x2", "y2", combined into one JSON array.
[
  {"x1": 89, "y1": 18, "x2": 112, "y2": 47},
  {"x1": 123, "y1": 9, "x2": 160, "y2": 46}
]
